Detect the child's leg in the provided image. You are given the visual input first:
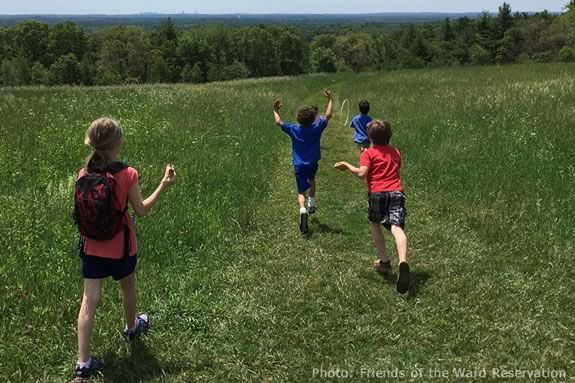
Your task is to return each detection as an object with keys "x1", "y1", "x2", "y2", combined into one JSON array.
[
  {"x1": 370, "y1": 223, "x2": 390, "y2": 262},
  {"x1": 308, "y1": 177, "x2": 316, "y2": 198},
  {"x1": 391, "y1": 224, "x2": 409, "y2": 294},
  {"x1": 78, "y1": 279, "x2": 103, "y2": 363},
  {"x1": 390, "y1": 225, "x2": 408, "y2": 264},
  {"x1": 119, "y1": 272, "x2": 137, "y2": 330},
  {"x1": 298, "y1": 191, "x2": 307, "y2": 210},
  {"x1": 307, "y1": 178, "x2": 317, "y2": 212}
]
